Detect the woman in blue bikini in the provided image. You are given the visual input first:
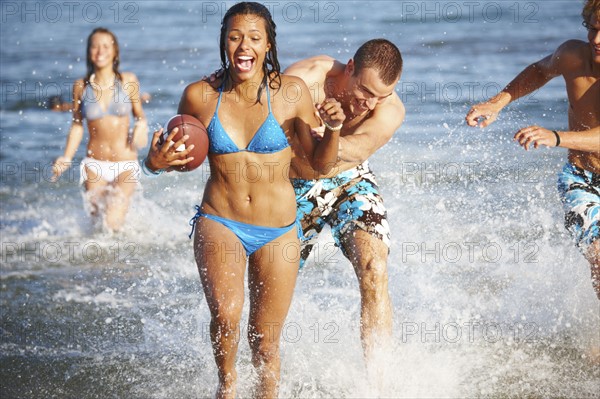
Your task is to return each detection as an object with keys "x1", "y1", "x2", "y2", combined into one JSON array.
[
  {"x1": 144, "y1": 2, "x2": 343, "y2": 397},
  {"x1": 52, "y1": 28, "x2": 148, "y2": 231}
]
